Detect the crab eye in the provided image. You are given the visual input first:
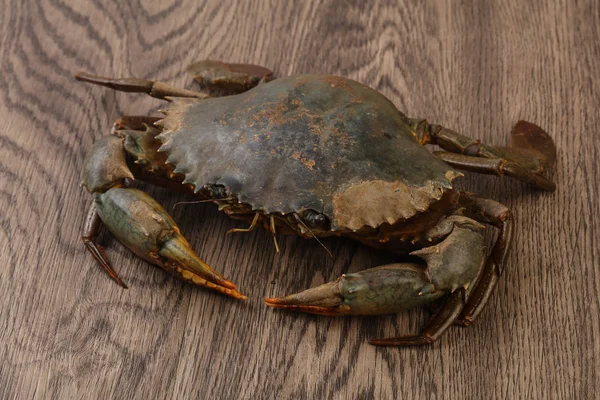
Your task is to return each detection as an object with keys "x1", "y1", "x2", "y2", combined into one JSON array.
[
  {"x1": 207, "y1": 184, "x2": 228, "y2": 199},
  {"x1": 303, "y1": 210, "x2": 330, "y2": 230}
]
